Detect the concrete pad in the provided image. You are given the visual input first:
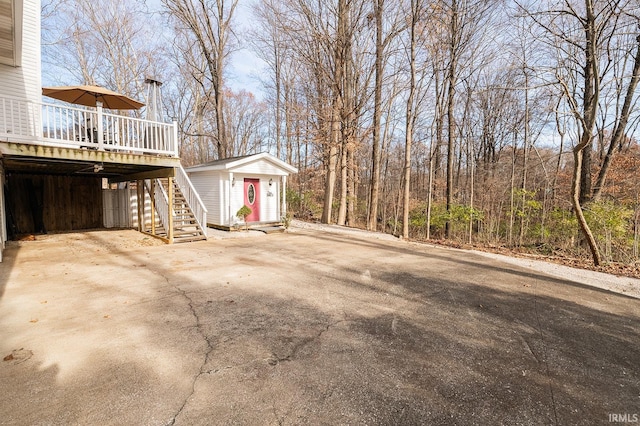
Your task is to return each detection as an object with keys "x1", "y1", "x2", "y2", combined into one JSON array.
[{"x1": 0, "y1": 227, "x2": 638, "y2": 425}]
